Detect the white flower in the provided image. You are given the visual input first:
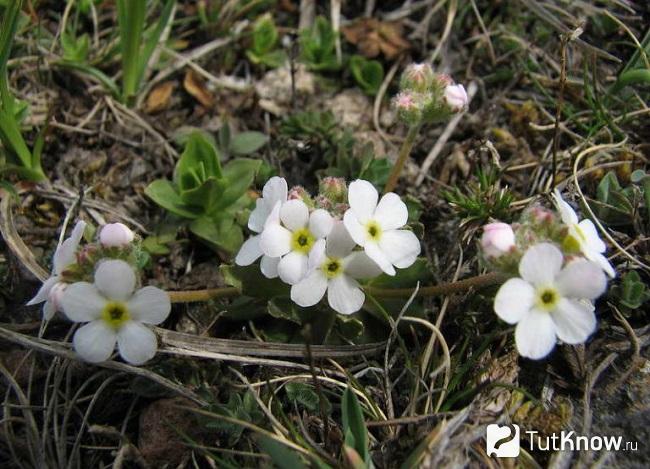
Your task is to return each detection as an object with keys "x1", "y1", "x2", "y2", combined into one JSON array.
[
  {"x1": 260, "y1": 199, "x2": 333, "y2": 284},
  {"x1": 443, "y1": 84, "x2": 468, "y2": 112},
  {"x1": 494, "y1": 243, "x2": 607, "y2": 359},
  {"x1": 552, "y1": 190, "x2": 615, "y2": 277},
  {"x1": 291, "y1": 223, "x2": 382, "y2": 314},
  {"x1": 27, "y1": 220, "x2": 86, "y2": 320},
  {"x1": 343, "y1": 180, "x2": 420, "y2": 276},
  {"x1": 60, "y1": 259, "x2": 171, "y2": 365},
  {"x1": 235, "y1": 176, "x2": 288, "y2": 278},
  {"x1": 100, "y1": 222, "x2": 134, "y2": 247},
  {"x1": 481, "y1": 222, "x2": 515, "y2": 258}
]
